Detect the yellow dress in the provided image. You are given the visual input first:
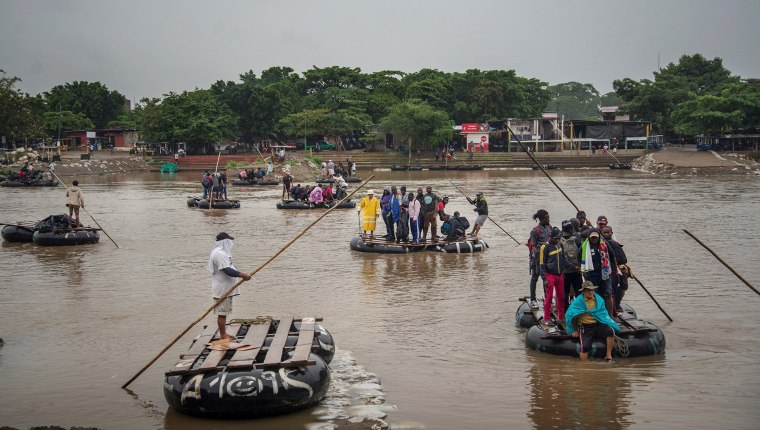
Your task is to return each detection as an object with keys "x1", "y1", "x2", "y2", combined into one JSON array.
[{"x1": 358, "y1": 196, "x2": 380, "y2": 231}]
